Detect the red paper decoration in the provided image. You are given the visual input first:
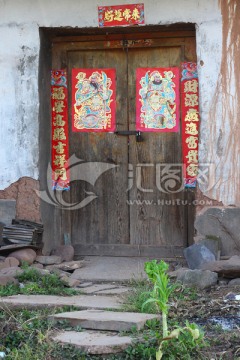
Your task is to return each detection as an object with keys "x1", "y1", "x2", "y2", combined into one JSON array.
[
  {"x1": 51, "y1": 70, "x2": 70, "y2": 190},
  {"x1": 72, "y1": 69, "x2": 116, "y2": 132},
  {"x1": 98, "y1": 4, "x2": 144, "y2": 27},
  {"x1": 181, "y1": 62, "x2": 199, "y2": 188},
  {"x1": 136, "y1": 67, "x2": 180, "y2": 132}
]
